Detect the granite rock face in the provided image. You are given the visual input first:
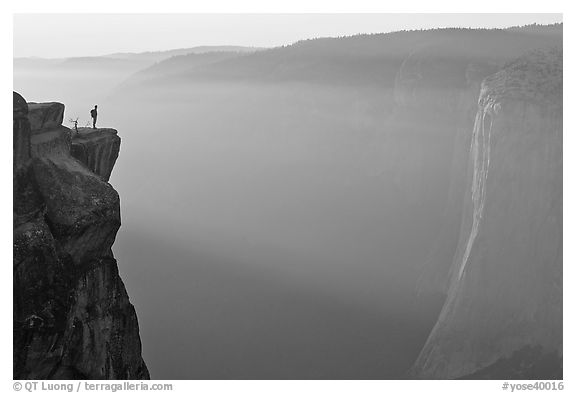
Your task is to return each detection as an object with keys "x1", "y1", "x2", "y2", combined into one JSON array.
[
  {"x1": 412, "y1": 47, "x2": 562, "y2": 379},
  {"x1": 13, "y1": 92, "x2": 149, "y2": 379},
  {"x1": 71, "y1": 128, "x2": 121, "y2": 182},
  {"x1": 27, "y1": 102, "x2": 65, "y2": 131},
  {"x1": 392, "y1": 47, "x2": 498, "y2": 278}
]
